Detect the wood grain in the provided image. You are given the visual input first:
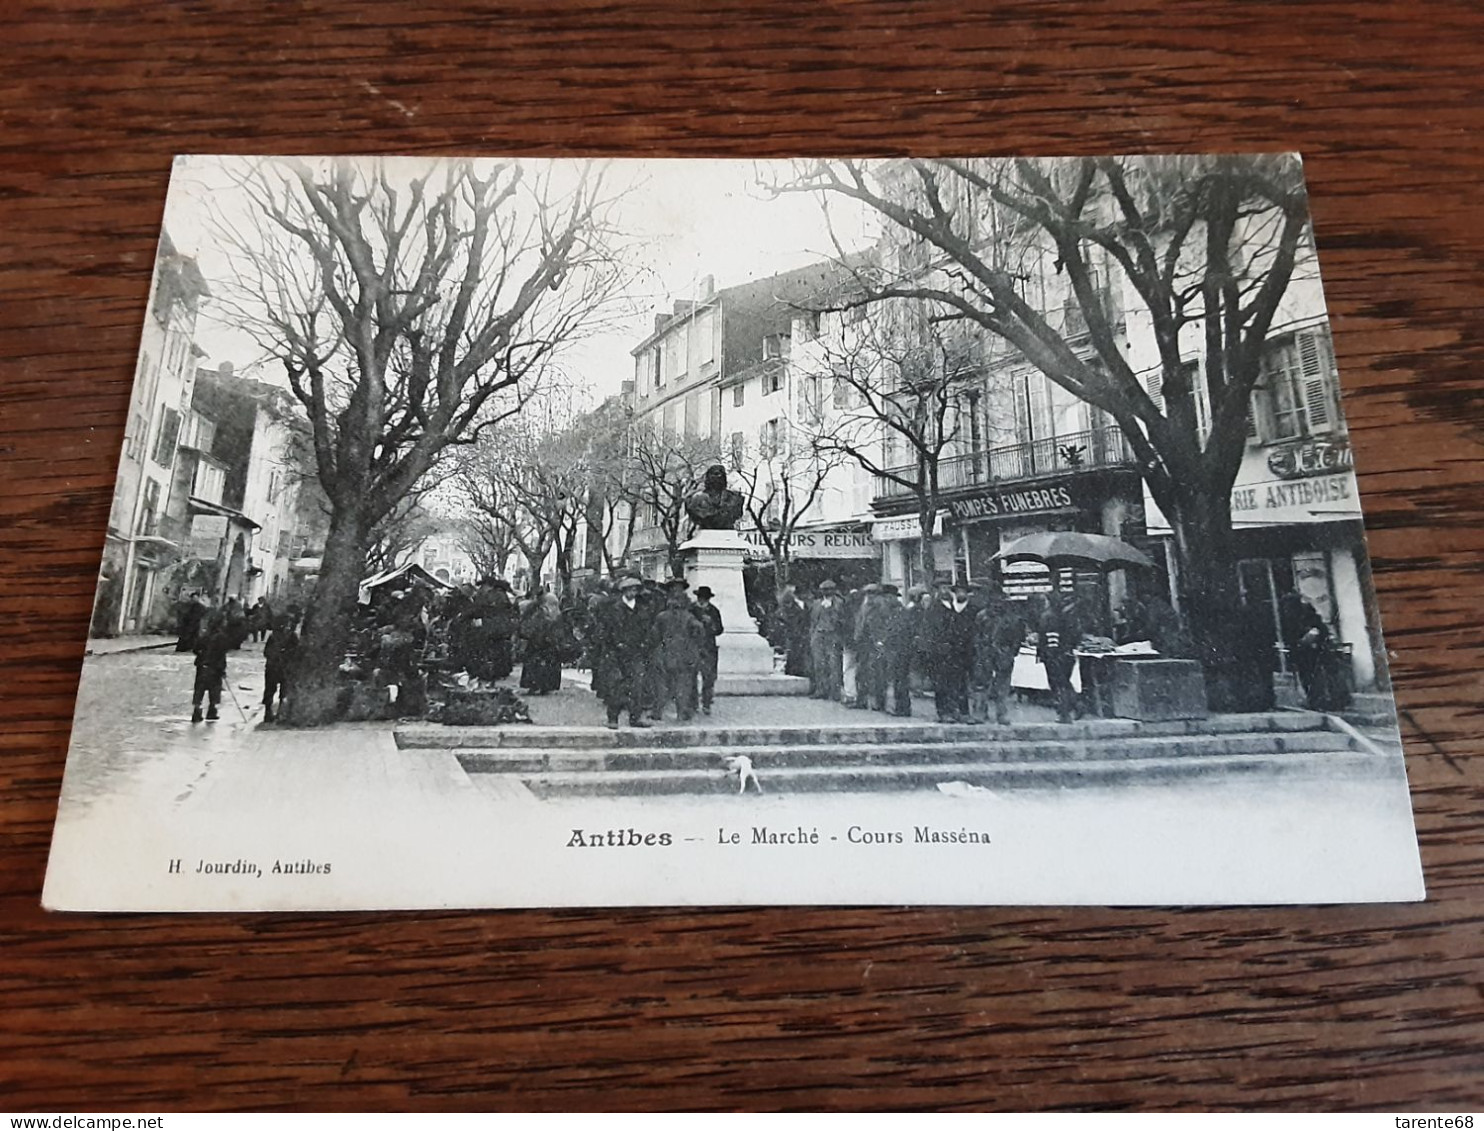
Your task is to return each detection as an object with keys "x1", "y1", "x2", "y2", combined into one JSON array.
[{"x1": 4, "y1": 0, "x2": 1484, "y2": 1111}]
